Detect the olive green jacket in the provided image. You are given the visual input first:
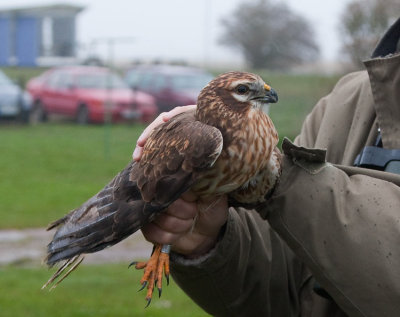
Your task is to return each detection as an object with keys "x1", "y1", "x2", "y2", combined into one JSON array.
[{"x1": 170, "y1": 39, "x2": 400, "y2": 317}]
